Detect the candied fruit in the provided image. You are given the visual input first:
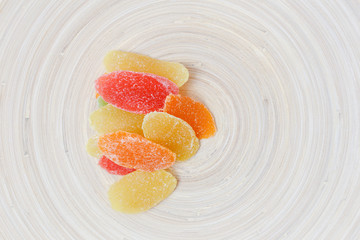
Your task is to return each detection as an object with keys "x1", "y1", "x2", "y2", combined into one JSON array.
[
  {"x1": 104, "y1": 50, "x2": 189, "y2": 87},
  {"x1": 89, "y1": 104, "x2": 144, "y2": 135},
  {"x1": 98, "y1": 130, "x2": 176, "y2": 172},
  {"x1": 86, "y1": 135, "x2": 102, "y2": 158},
  {"x1": 142, "y1": 112, "x2": 199, "y2": 161},
  {"x1": 97, "y1": 96, "x2": 108, "y2": 108},
  {"x1": 98, "y1": 155, "x2": 135, "y2": 175},
  {"x1": 163, "y1": 94, "x2": 216, "y2": 139},
  {"x1": 108, "y1": 170, "x2": 177, "y2": 213},
  {"x1": 95, "y1": 71, "x2": 179, "y2": 114}
]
